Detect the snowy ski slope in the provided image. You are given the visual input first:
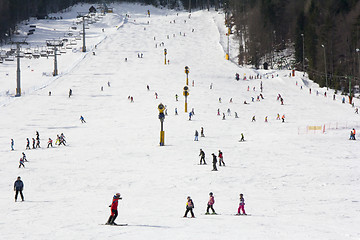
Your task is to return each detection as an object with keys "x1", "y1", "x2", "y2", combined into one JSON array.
[{"x1": 0, "y1": 3, "x2": 359, "y2": 240}]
